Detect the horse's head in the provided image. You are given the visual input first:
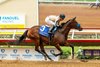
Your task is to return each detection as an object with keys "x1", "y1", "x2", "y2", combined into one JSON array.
[{"x1": 65, "y1": 17, "x2": 83, "y2": 31}]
